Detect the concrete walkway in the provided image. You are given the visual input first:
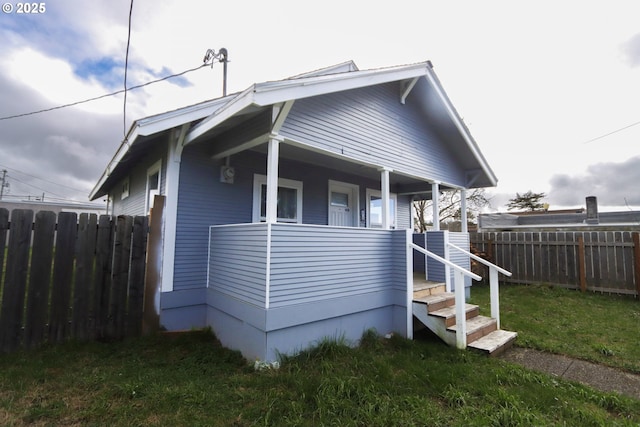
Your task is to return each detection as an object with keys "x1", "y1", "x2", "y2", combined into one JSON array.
[{"x1": 501, "y1": 347, "x2": 640, "y2": 400}]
